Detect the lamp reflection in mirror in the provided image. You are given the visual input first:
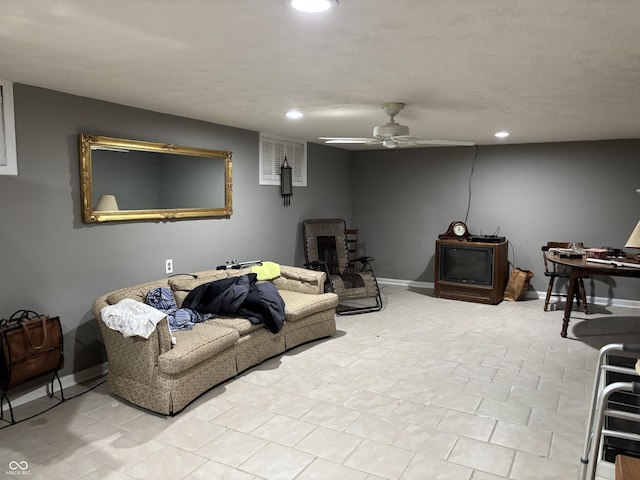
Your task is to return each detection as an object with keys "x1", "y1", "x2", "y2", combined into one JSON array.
[
  {"x1": 95, "y1": 194, "x2": 119, "y2": 211},
  {"x1": 625, "y1": 220, "x2": 640, "y2": 249}
]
